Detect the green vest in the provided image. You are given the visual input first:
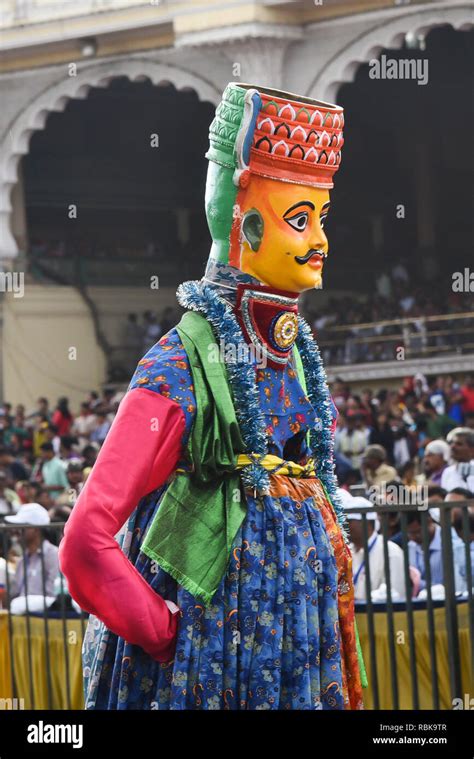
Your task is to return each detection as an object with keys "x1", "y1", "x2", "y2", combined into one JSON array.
[{"x1": 140, "y1": 311, "x2": 247, "y2": 605}]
